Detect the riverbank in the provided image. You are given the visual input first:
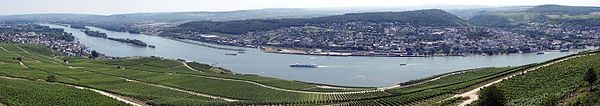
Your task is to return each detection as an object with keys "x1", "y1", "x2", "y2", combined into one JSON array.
[
  {"x1": 260, "y1": 46, "x2": 466, "y2": 57},
  {"x1": 169, "y1": 38, "x2": 245, "y2": 52},
  {"x1": 259, "y1": 46, "x2": 599, "y2": 57}
]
